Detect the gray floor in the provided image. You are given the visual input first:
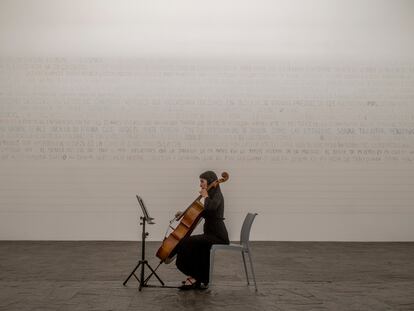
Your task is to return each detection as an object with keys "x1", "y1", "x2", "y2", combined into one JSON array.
[{"x1": 0, "y1": 241, "x2": 413, "y2": 311}]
